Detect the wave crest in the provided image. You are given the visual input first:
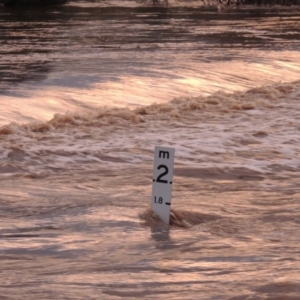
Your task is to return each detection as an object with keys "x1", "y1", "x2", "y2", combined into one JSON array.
[{"x1": 1, "y1": 80, "x2": 299, "y2": 135}]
